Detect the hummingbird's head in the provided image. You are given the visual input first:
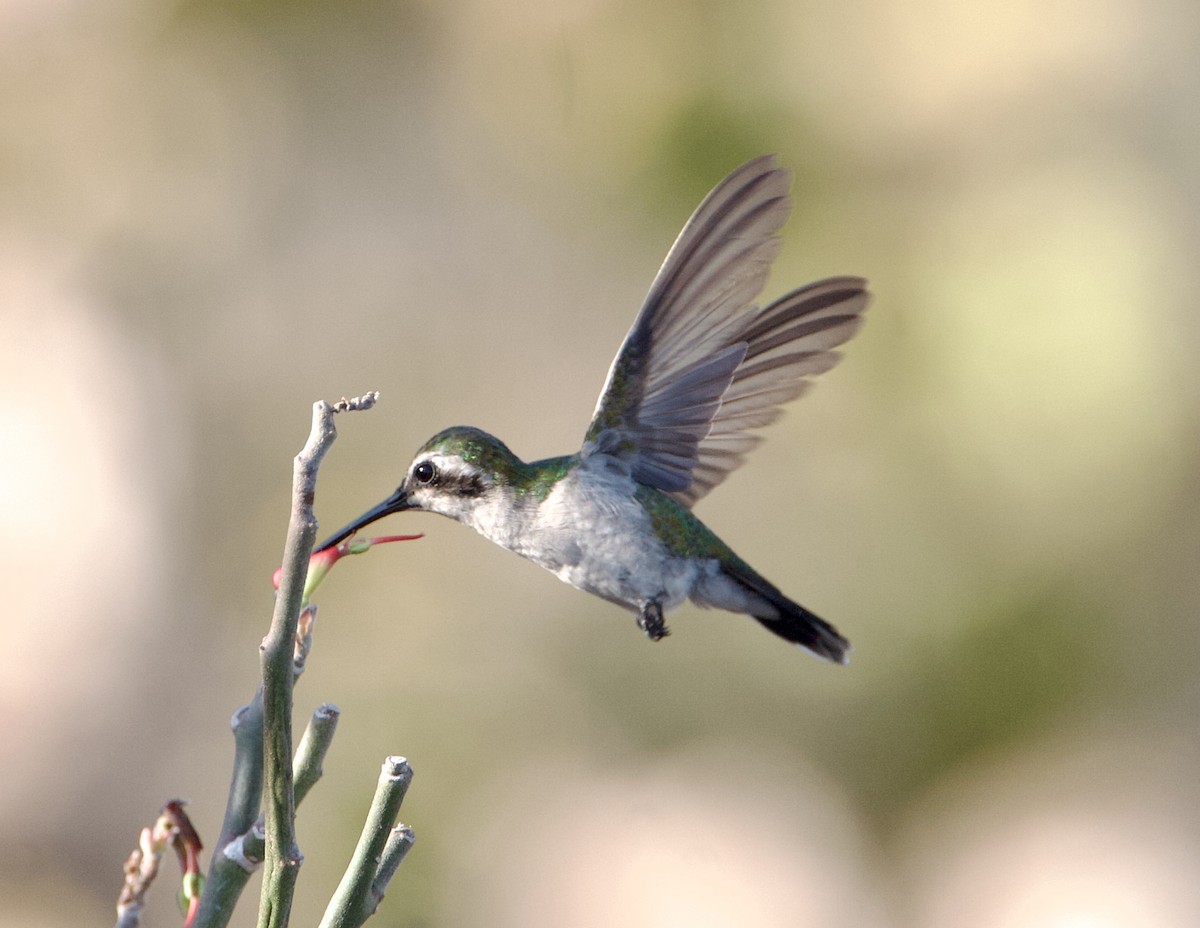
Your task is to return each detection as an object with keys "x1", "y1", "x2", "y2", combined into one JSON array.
[
  {"x1": 315, "y1": 426, "x2": 522, "y2": 552},
  {"x1": 398, "y1": 426, "x2": 521, "y2": 518}
]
